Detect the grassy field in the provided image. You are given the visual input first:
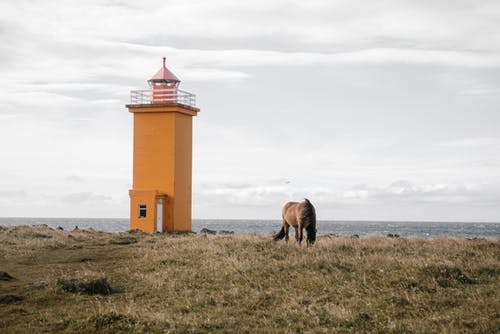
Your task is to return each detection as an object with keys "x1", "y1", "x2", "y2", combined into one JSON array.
[{"x1": 0, "y1": 225, "x2": 498, "y2": 333}]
